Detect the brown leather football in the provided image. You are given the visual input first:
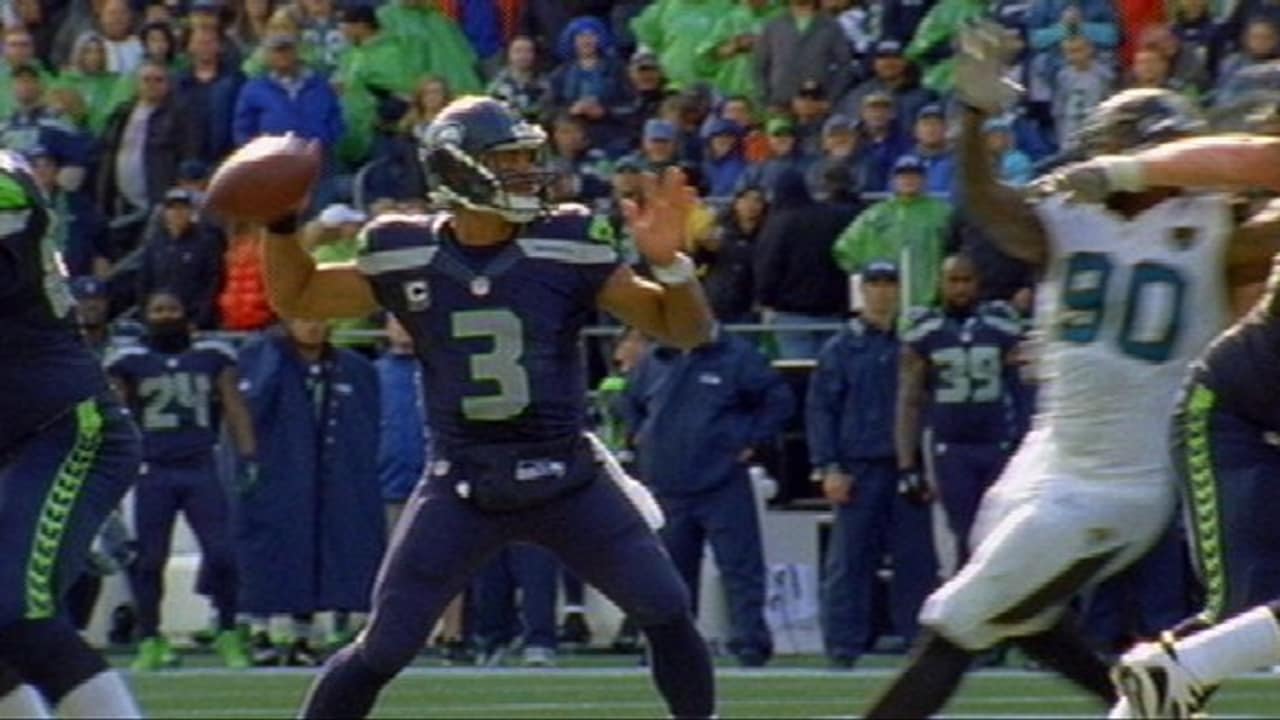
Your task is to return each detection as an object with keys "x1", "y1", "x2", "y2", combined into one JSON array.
[{"x1": 204, "y1": 135, "x2": 321, "y2": 223}]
